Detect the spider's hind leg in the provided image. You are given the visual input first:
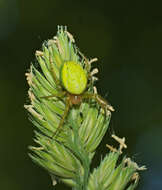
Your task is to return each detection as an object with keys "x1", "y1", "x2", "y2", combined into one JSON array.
[{"x1": 82, "y1": 92, "x2": 114, "y2": 116}]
